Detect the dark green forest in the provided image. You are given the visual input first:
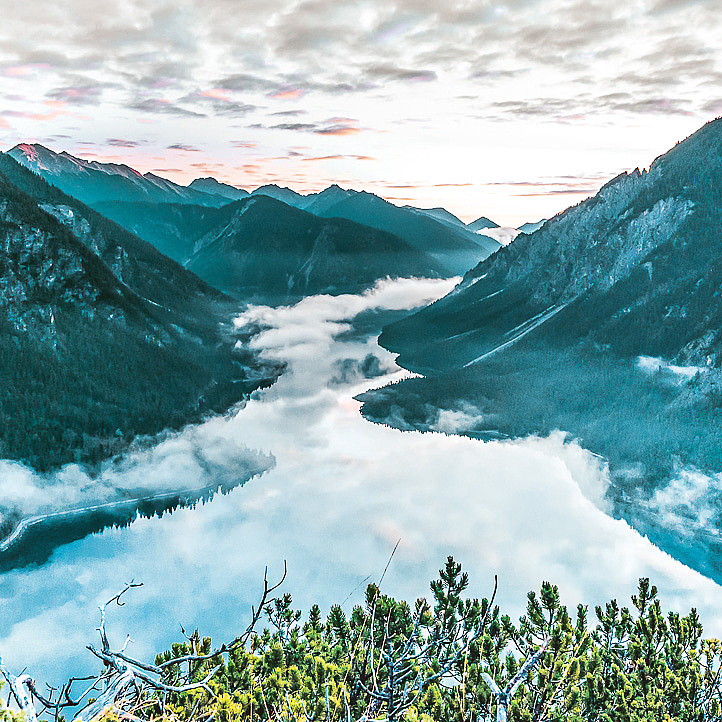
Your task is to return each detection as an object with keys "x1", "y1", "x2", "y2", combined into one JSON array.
[
  {"x1": 0, "y1": 155, "x2": 283, "y2": 471},
  {"x1": 0, "y1": 308, "x2": 279, "y2": 471}
]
